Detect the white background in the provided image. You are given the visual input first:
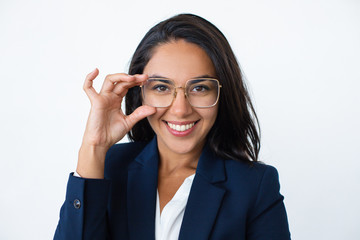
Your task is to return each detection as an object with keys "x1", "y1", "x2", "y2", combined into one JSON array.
[{"x1": 1, "y1": 0, "x2": 359, "y2": 239}]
